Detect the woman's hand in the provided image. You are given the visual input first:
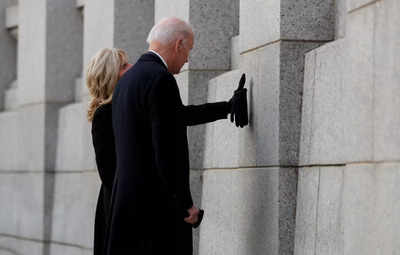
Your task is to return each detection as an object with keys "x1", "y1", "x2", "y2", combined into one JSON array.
[{"x1": 184, "y1": 205, "x2": 200, "y2": 224}]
